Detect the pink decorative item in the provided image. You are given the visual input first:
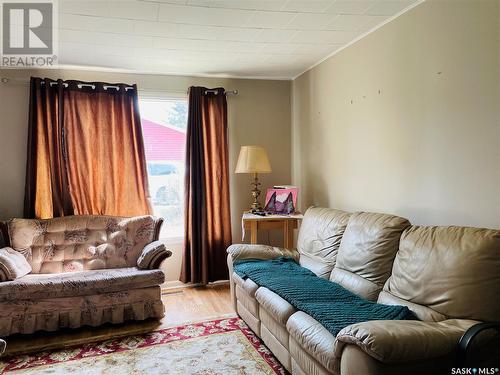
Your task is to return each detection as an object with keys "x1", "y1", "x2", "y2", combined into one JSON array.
[{"x1": 264, "y1": 186, "x2": 298, "y2": 215}]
